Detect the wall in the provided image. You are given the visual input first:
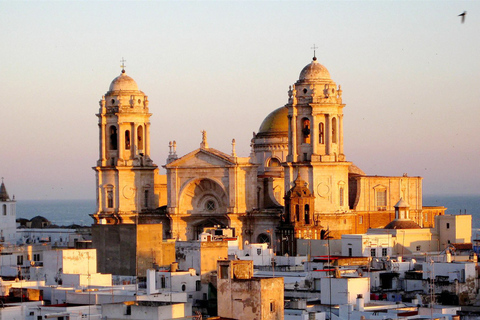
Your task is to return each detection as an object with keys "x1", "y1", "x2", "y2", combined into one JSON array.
[{"x1": 93, "y1": 223, "x2": 174, "y2": 276}]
